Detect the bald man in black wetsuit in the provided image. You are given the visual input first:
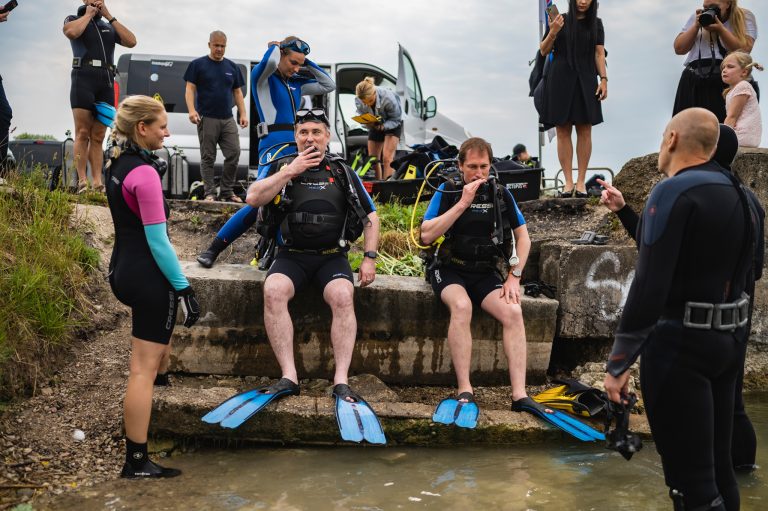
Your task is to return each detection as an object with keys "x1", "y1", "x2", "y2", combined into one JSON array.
[
  {"x1": 604, "y1": 109, "x2": 755, "y2": 511},
  {"x1": 599, "y1": 123, "x2": 765, "y2": 479}
]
